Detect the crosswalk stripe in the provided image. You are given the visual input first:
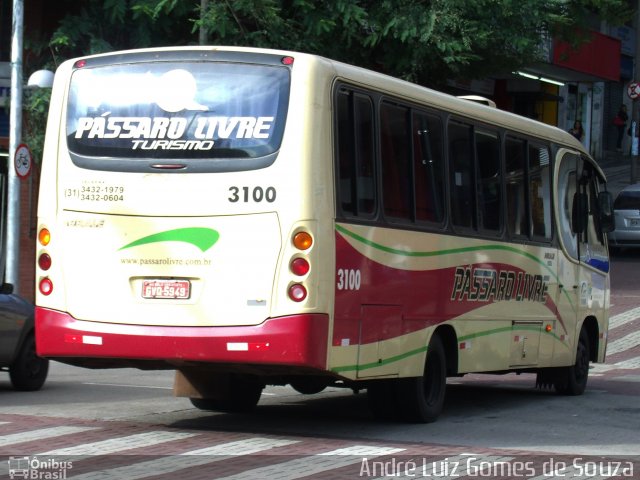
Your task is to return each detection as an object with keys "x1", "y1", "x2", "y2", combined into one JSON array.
[
  {"x1": 613, "y1": 357, "x2": 640, "y2": 369},
  {"x1": 0, "y1": 426, "x2": 97, "y2": 447},
  {"x1": 592, "y1": 355, "x2": 640, "y2": 372},
  {"x1": 609, "y1": 307, "x2": 640, "y2": 330},
  {"x1": 215, "y1": 445, "x2": 405, "y2": 480},
  {"x1": 605, "y1": 330, "x2": 640, "y2": 356},
  {"x1": 68, "y1": 437, "x2": 299, "y2": 480},
  {"x1": 37, "y1": 431, "x2": 197, "y2": 455}
]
